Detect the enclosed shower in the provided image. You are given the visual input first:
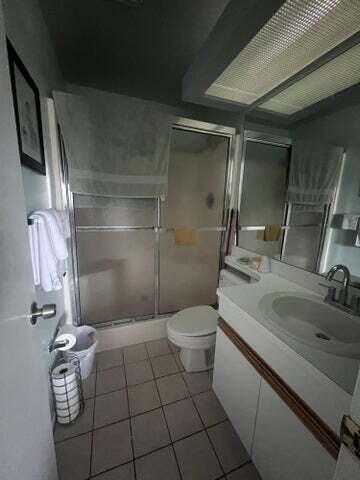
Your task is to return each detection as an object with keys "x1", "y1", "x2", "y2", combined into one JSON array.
[{"x1": 70, "y1": 125, "x2": 232, "y2": 326}]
